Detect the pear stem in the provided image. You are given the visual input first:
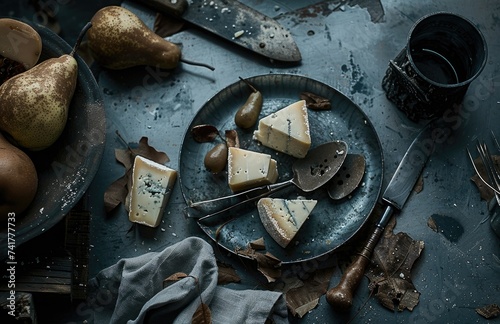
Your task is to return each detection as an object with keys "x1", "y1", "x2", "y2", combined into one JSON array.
[
  {"x1": 180, "y1": 58, "x2": 215, "y2": 71},
  {"x1": 70, "y1": 22, "x2": 92, "y2": 57}
]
